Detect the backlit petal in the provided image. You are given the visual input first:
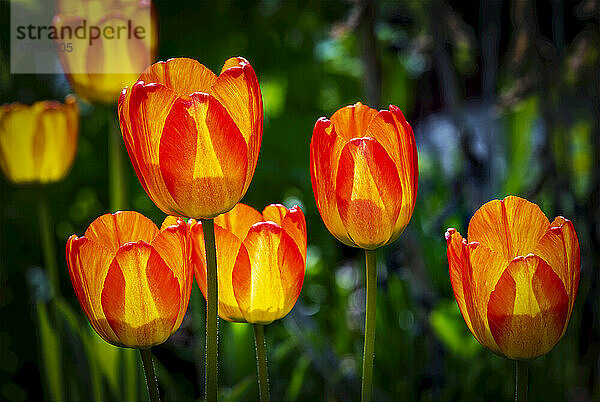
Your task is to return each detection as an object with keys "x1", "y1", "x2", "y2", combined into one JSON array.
[
  {"x1": 534, "y1": 217, "x2": 580, "y2": 323},
  {"x1": 190, "y1": 222, "x2": 246, "y2": 322},
  {"x1": 159, "y1": 92, "x2": 248, "y2": 218},
  {"x1": 139, "y1": 57, "x2": 217, "y2": 97},
  {"x1": 310, "y1": 118, "x2": 352, "y2": 246},
  {"x1": 330, "y1": 102, "x2": 378, "y2": 141},
  {"x1": 487, "y1": 255, "x2": 568, "y2": 360},
  {"x1": 232, "y1": 222, "x2": 305, "y2": 324},
  {"x1": 84, "y1": 211, "x2": 159, "y2": 254},
  {"x1": 215, "y1": 203, "x2": 263, "y2": 241},
  {"x1": 468, "y1": 196, "x2": 550, "y2": 260},
  {"x1": 262, "y1": 204, "x2": 307, "y2": 261},
  {"x1": 212, "y1": 57, "x2": 262, "y2": 191},
  {"x1": 101, "y1": 241, "x2": 180, "y2": 348},
  {"x1": 335, "y1": 137, "x2": 402, "y2": 249}
]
